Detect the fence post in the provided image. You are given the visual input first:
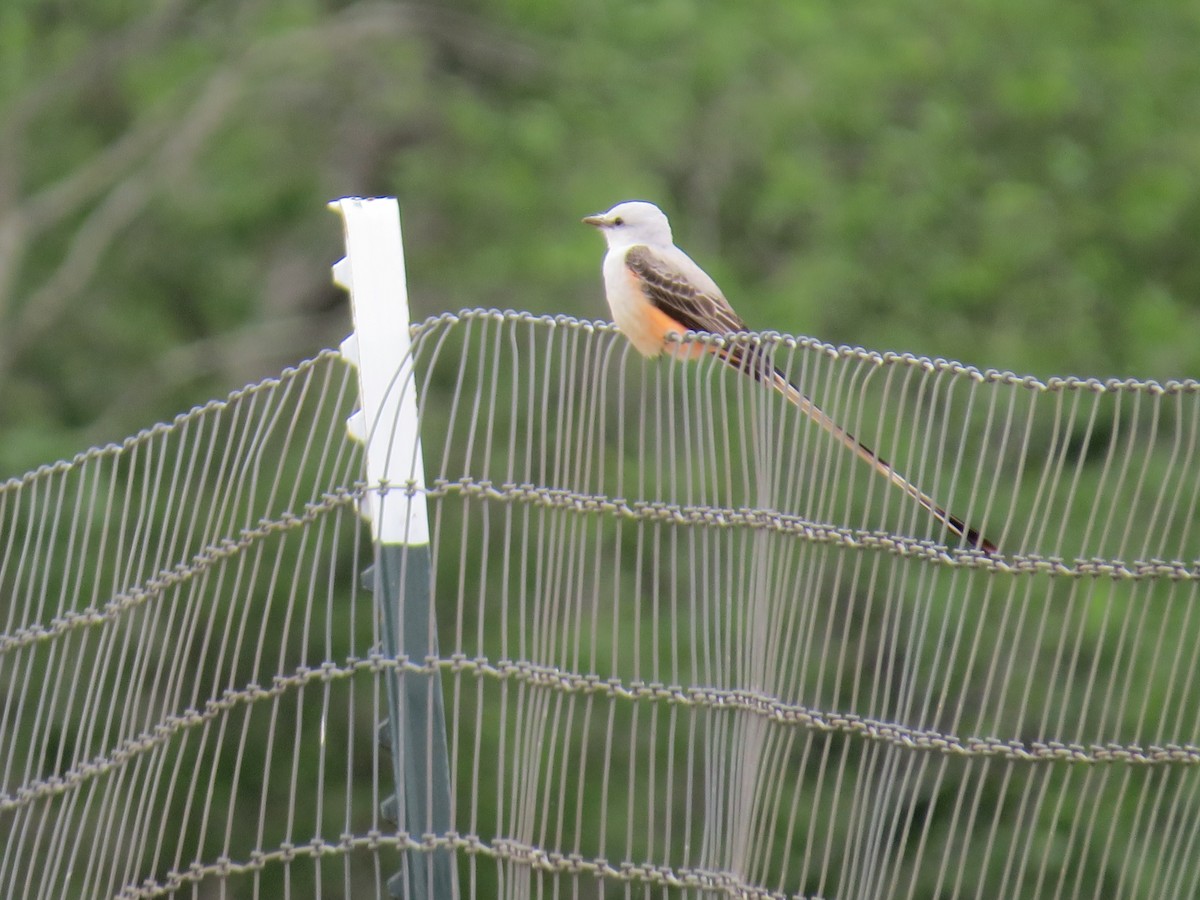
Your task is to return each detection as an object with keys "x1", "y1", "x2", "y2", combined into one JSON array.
[{"x1": 329, "y1": 197, "x2": 457, "y2": 899}]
